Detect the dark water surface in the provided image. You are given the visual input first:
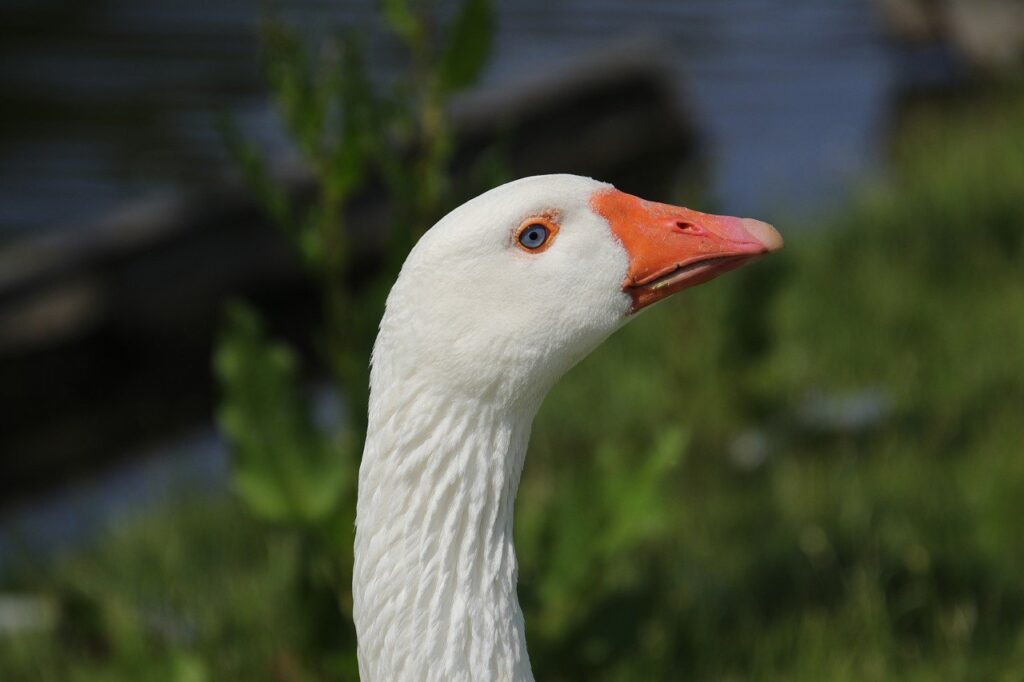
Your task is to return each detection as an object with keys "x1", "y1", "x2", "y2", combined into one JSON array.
[{"x1": 1, "y1": 0, "x2": 902, "y2": 240}]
